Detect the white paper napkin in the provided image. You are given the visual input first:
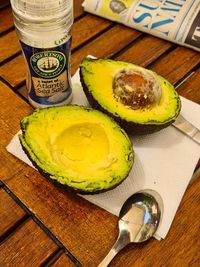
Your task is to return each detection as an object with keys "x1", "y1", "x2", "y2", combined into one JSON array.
[{"x1": 7, "y1": 69, "x2": 200, "y2": 240}]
